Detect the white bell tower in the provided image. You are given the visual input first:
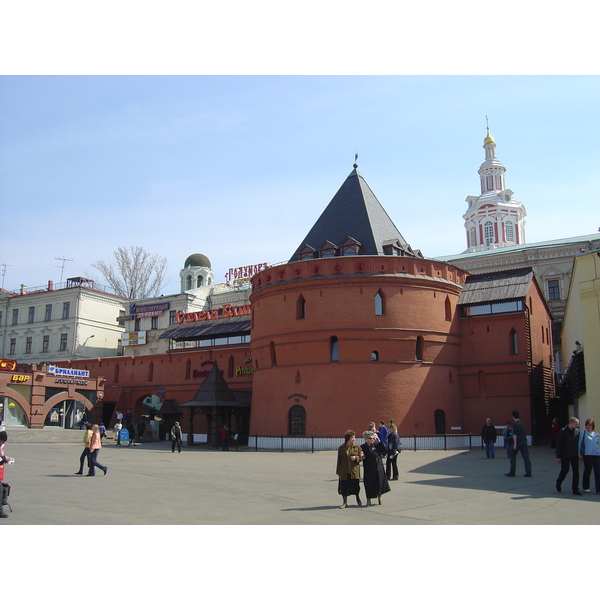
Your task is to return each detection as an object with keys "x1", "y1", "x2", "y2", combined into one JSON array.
[
  {"x1": 180, "y1": 253, "x2": 214, "y2": 292},
  {"x1": 463, "y1": 122, "x2": 526, "y2": 253}
]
